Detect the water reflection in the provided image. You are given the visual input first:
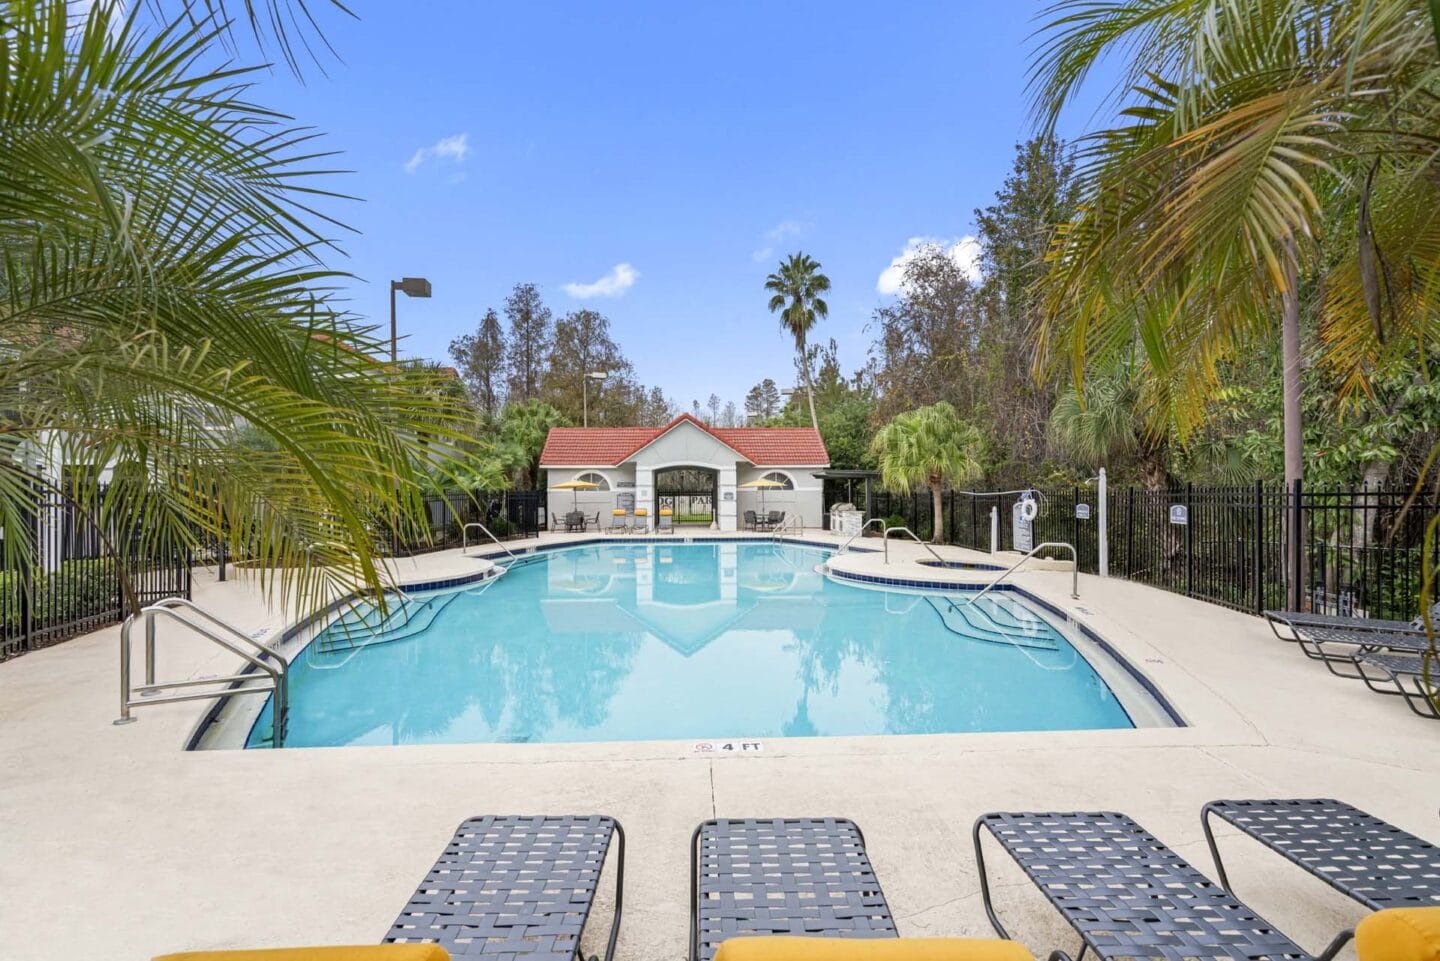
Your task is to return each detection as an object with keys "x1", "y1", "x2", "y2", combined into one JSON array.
[{"x1": 251, "y1": 543, "x2": 1131, "y2": 747}]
